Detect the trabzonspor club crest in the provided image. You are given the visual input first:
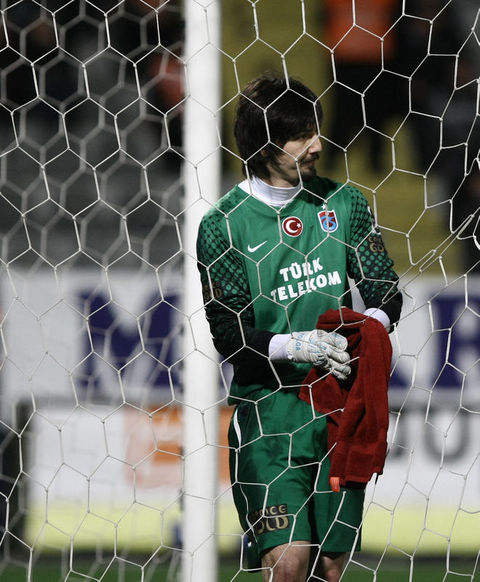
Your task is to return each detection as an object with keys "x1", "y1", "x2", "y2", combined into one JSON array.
[
  {"x1": 282, "y1": 216, "x2": 303, "y2": 237},
  {"x1": 318, "y1": 209, "x2": 338, "y2": 233}
]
